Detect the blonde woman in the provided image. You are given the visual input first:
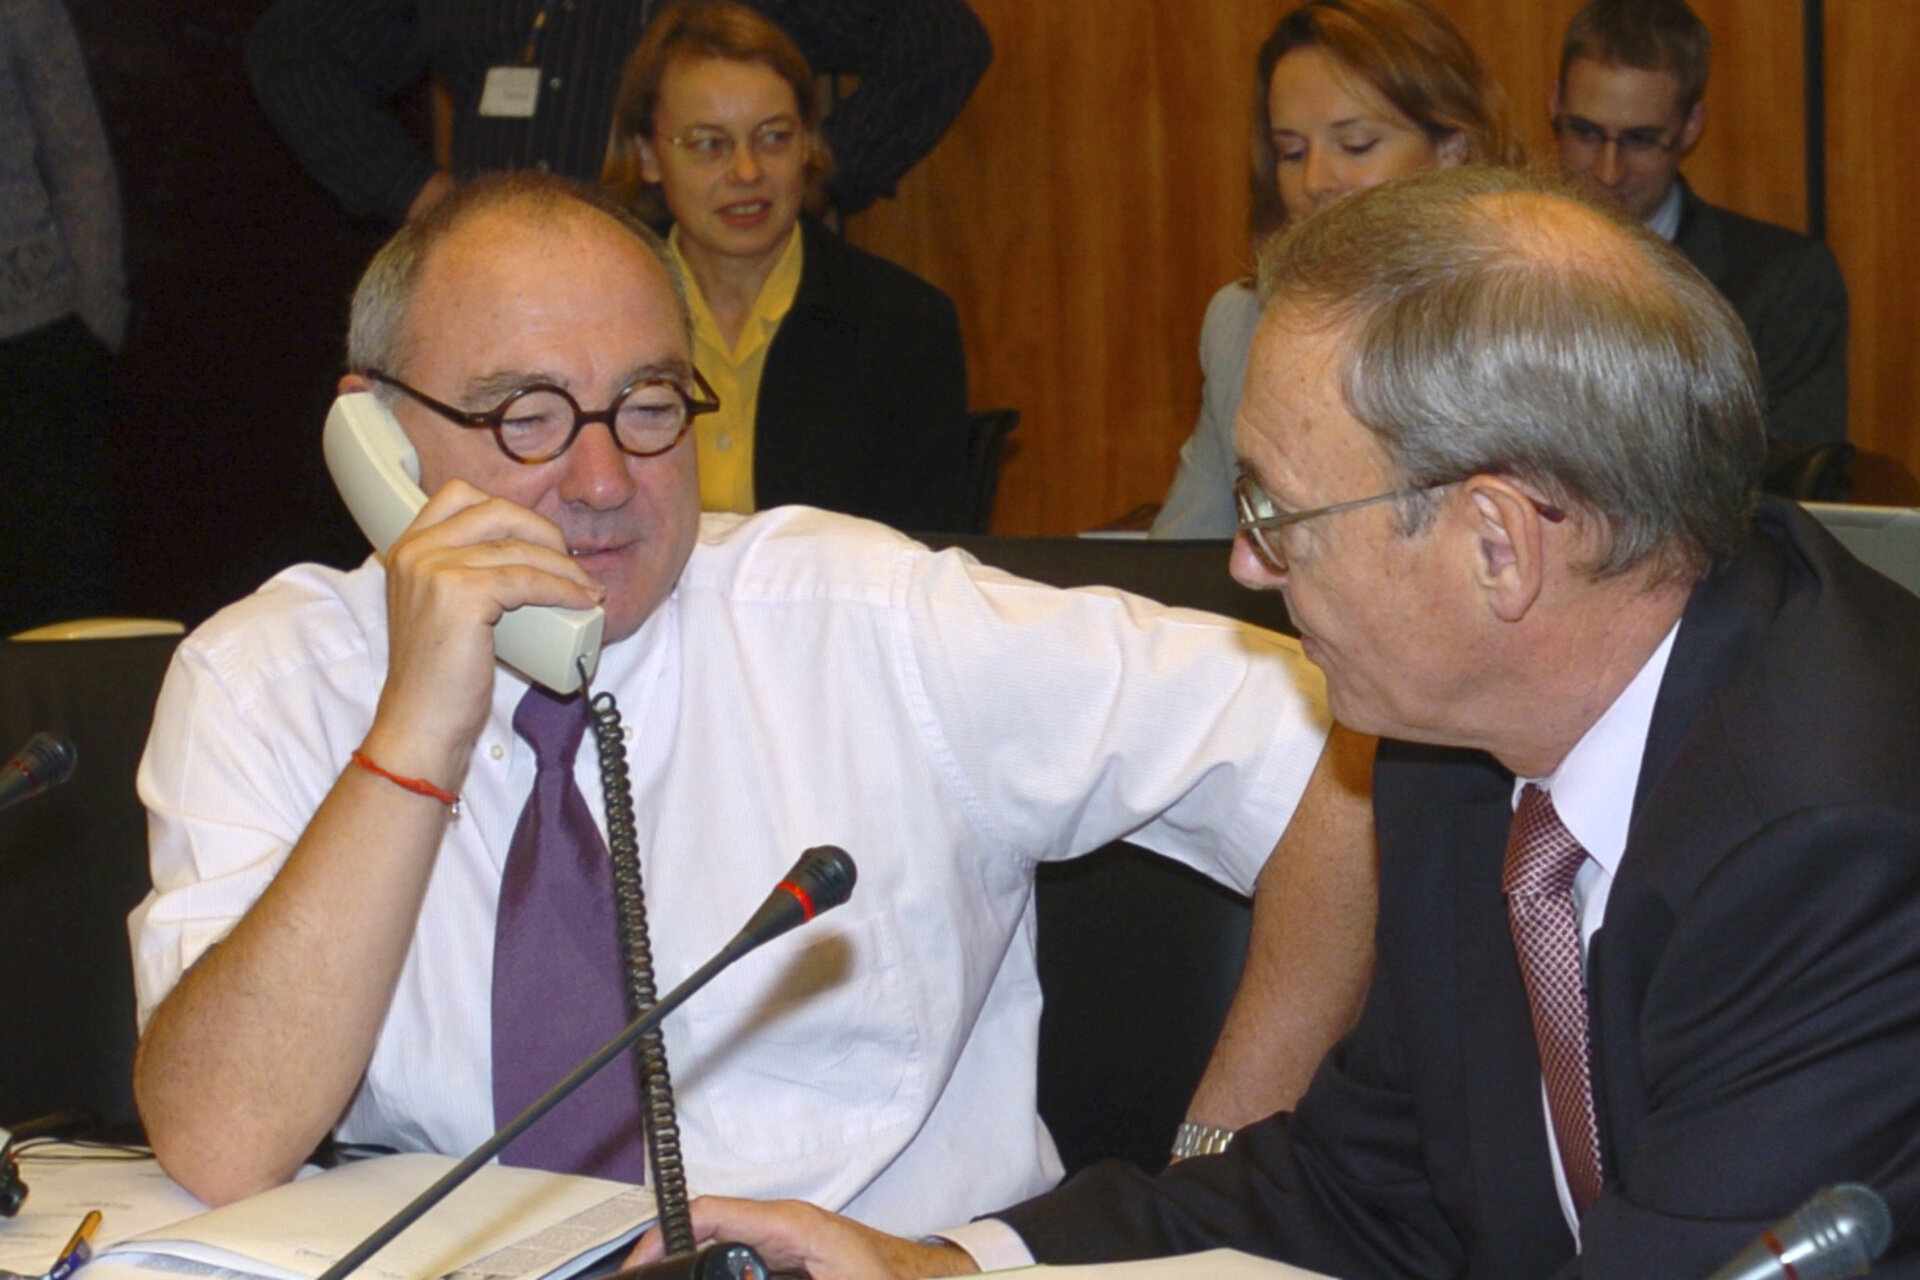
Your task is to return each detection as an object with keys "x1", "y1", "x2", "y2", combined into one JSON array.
[{"x1": 1153, "y1": 0, "x2": 1520, "y2": 538}]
